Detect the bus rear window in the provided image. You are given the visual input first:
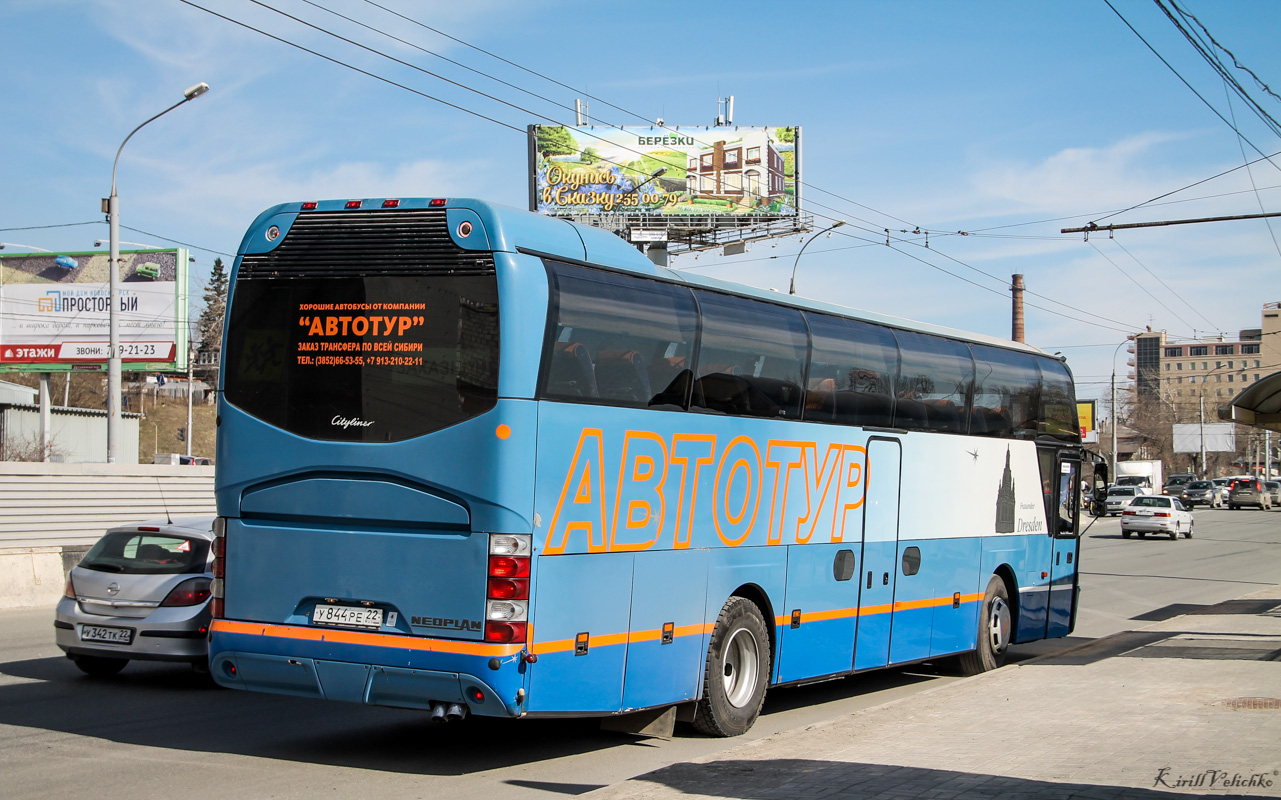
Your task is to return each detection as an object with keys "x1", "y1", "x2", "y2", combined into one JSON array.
[{"x1": 224, "y1": 274, "x2": 499, "y2": 442}]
